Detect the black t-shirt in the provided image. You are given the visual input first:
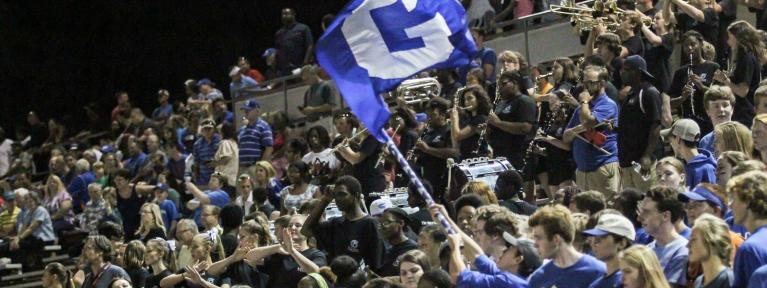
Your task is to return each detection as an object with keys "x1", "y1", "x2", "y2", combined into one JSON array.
[
  {"x1": 667, "y1": 60, "x2": 720, "y2": 135},
  {"x1": 623, "y1": 35, "x2": 645, "y2": 58},
  {"x1": 221, "y1": 260, "x2": 268, "y2": 288},
  {"x1": 312, "y1": 216, "x2": 386, "y2": 271},
  {"x1": 127, "y1": 267, "x2": 149, "y2": 288},
  {"x1": 644, "y1": 34, "x2": 675, "y2": 92},
  {"x1": 676, "y1": 9, "x2": 719, "y2": 46},
  {"x1": 117, "y1": 186, "x2": 146, "y2": 240},
  {"x1": 145, "y1": 269, "x2": 172, "y2": 288},
  {"x1": 140, "y1": 227, "x2": 167, "y2": 242},
  {"x1": 407, "y1": 208, "x2": 436, "y2": 235},
  {"x1": 488, "y1": 94, "x2": 537, "y2": 159},
  {"x1": 352, "y1": 136, "x2": 386, "y2": 194},
  {"x1": 618, "y1": 83, "x2": 662, "y2": 167},
  {"x1": 499, "y1": 199, "x2": 537, "y2": 216},
  {"x1": 729, "y1": 51, "x2": 760, "y2": 127},
  {"x1": 221, "y1": 229, "x2": 239, "y2": 257},
  {"x1": 418, "y1": 124, "x2": 452, "y2": 192},
  {"x1": 380, "y1": 239, "x2": 419, "y2": 277},
  {"x1": 458, "y1": 114, "x2": 489, "y2": 159},
  {"x1": 609, "y1": 58, "x2": 624, "y2": 91},
  {"x1": 264, "y1": 248, "x2": 327, "y2": 288}
]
